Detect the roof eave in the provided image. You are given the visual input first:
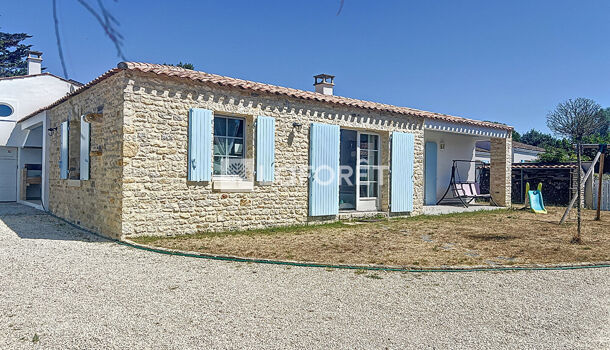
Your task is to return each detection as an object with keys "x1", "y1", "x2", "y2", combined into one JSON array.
[{"x1": 20, "y1": 62, "x2": 514, "y2": 132}]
